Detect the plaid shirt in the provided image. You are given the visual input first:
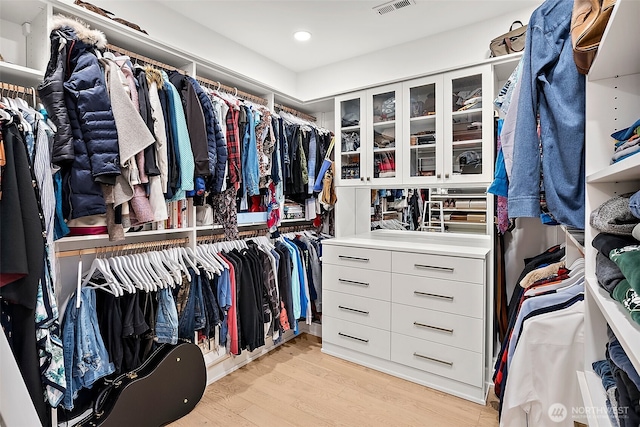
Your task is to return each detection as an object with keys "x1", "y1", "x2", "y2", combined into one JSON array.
[{"x1": 224, "y1": 99, "x2": 241, "y2": 189}]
